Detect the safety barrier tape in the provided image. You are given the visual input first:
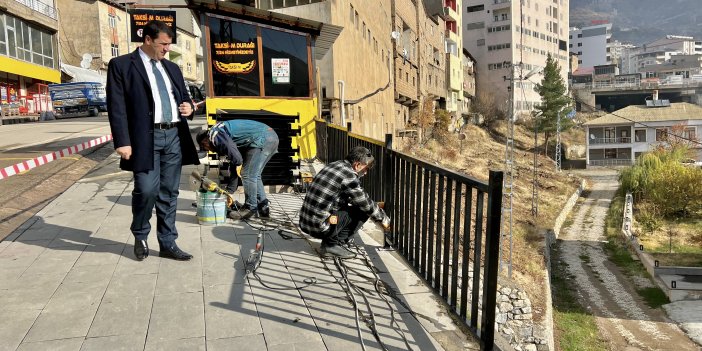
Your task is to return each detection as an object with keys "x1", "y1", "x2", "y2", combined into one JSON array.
[{"x1": 0, "y1": 134, "x2": 113, "y2": 180}]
